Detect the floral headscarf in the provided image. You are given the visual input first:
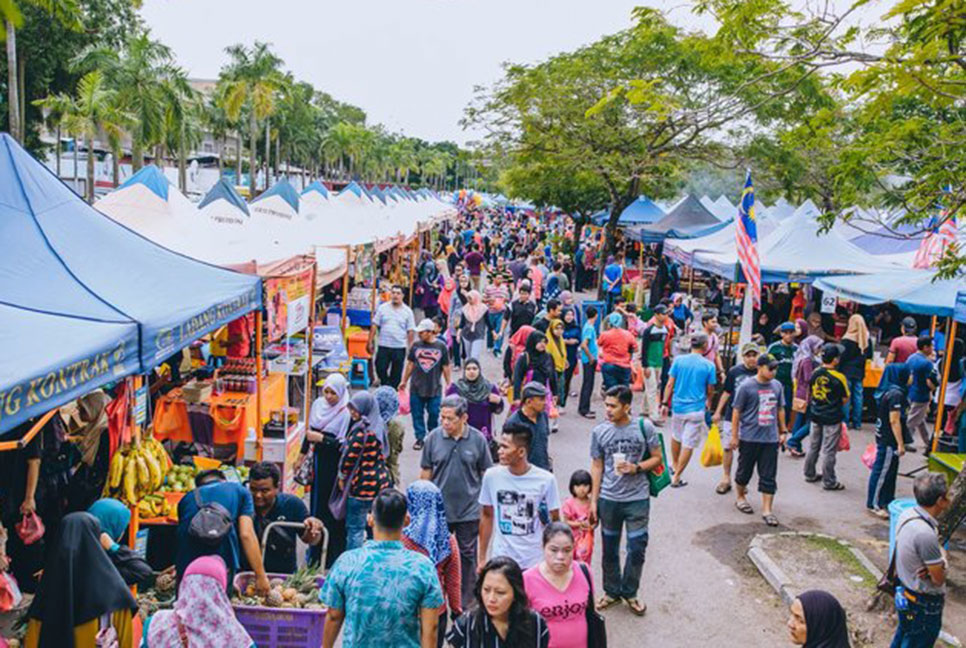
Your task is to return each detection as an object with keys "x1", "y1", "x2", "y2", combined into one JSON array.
[
  {"x1": 374, "y1": 385, "x2": 400, "y2": 424},
  {"x1": 146, "y1": 556, "x2": 252, "y2": 648},
  {"x1": 403, "y1": 480, "x2": 452, "y2": 565}
]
